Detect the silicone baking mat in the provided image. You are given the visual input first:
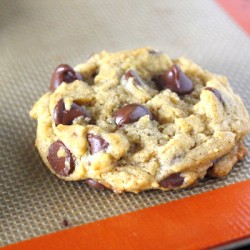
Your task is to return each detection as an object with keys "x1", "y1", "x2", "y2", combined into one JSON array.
[{"x1": 1, "y1": 0, "x2": 250, "y2": 247}]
